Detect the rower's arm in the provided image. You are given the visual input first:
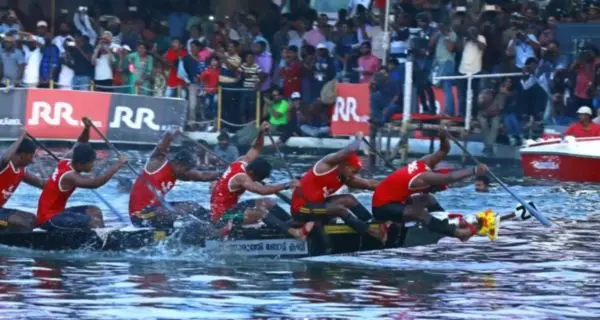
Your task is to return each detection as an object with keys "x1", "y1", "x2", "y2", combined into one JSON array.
[
  {"x1": 150, "y1": 130, "x2": 179, "y2": 160},
  {"x1": 0, "y1": 129, "x2": 27, "y2": 169},
  {"x1": 321, "y1": 138, "x2": 361, "y2": 167},
  {"x1": 240, "y1": 123, "x2": 267, "y2": 163},
  {"x1": 236, "y1": 174, "x2": 288, "y2": 195},
  {"x1": 419, "y1": 133, "x2": 450, "y2": 168},
  {"x1": 179, "y1": 170, "x2": 221, "y2": 182},
  {"x1": 23, "y1": 172, "x2": 46, "y2": 189},
  {"x1": 62, "y1": 162, "x2": 122, "y2": 189},
  {"x1": 64, "y1": 122, "x2": 92, "y2": 158},
  {"x1": 345, "y1": 175, "x2": 378, "y2": 190},
  {"x1": 412, "y1": 168, "x2": 477, "y2": 189}
]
